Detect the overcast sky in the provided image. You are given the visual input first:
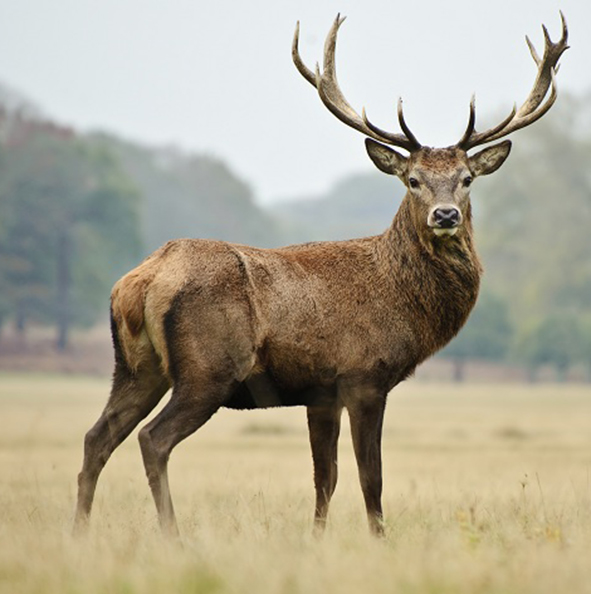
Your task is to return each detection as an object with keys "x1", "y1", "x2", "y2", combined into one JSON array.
[{"x1": 0, "y1": 0, "x2": 588, "y2": 203}]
